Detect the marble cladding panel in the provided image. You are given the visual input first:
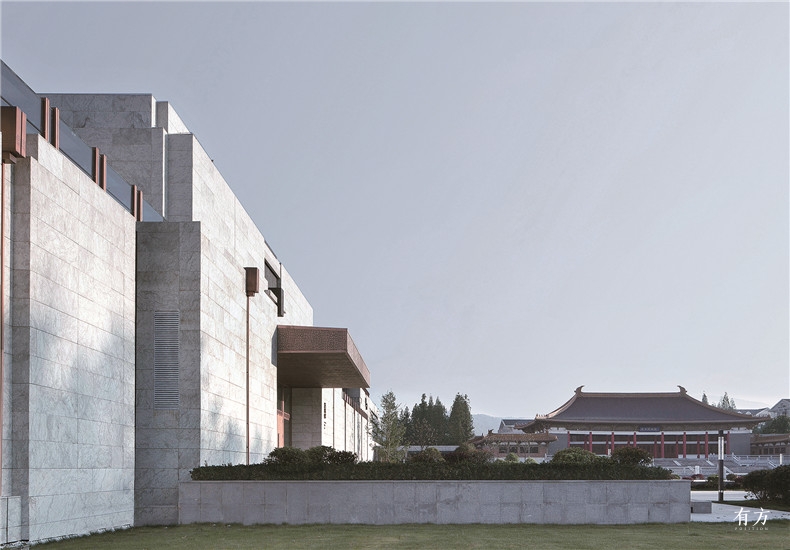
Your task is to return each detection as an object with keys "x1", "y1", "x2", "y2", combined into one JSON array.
[
  {"x1": 2, "y1": 160, "x2": 12, "y2": 490},
  {"x1": 13, "y1": 150, "x2": 136, "y2": 539},
  {"x1": 47, "y1": 94, "x2": 155, "y2": 129},
  {"x1": 27, "y1": 490, "x2": 133, "y2": 542},
  {"x1": 290, "y1": 389, "x2": 322, "y2": 450},
  {"x1": 135, "y1": 223, "x2": 203, "y2": 523},
  {"x1": 165, "y1": 134, "x2": 194, "y2": 222},
  {"x1": 0, "y1": 497, "x2": 23, "y2": 544},
  {"x1": 155, "y1": 102, "x2": 189, "y2": 134}
]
